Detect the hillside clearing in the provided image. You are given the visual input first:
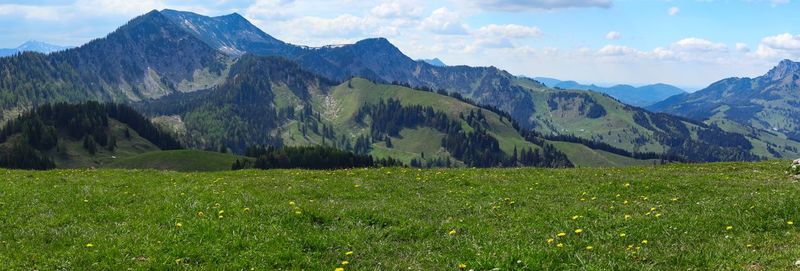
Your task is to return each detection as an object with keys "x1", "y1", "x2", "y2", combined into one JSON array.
[{"x1": 0, "y1": 161, "x2": 799, "y2": 269}]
